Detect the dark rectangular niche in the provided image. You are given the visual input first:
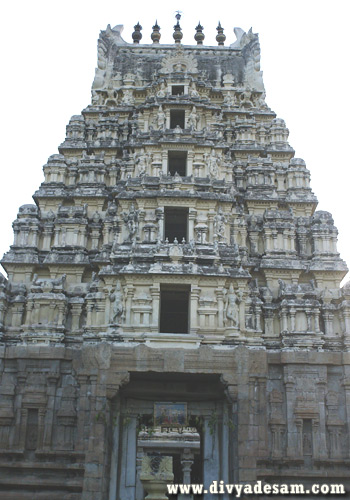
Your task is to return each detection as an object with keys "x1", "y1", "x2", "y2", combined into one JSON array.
[
  {"x1": 160, "y1": 285, "x2": 190, "y2": 334},
  {"x1": 168, "y1": 150, "x2": 187, "y2": 176},
  {"x1": 172, "y1": 85, "x2": 184, "y2": 95},
  {"x1": 170, "y1": 109, "x2": 185, "y2": 129},
  {"x1": 164, "y1": 207, "x2": 188, "y2": 243}
]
